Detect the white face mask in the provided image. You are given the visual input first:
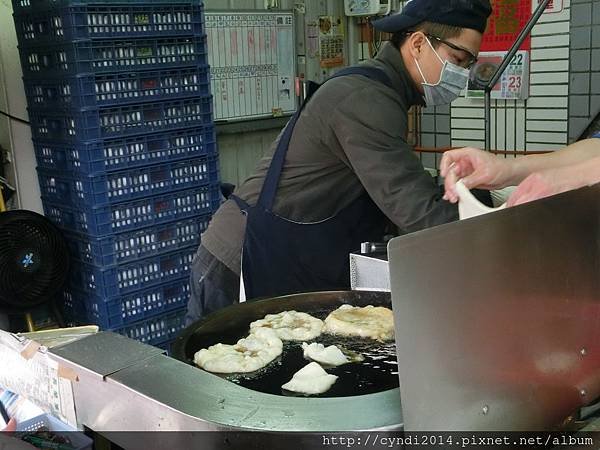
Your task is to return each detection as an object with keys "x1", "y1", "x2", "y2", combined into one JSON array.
[{"x1": 414, "y1": 37, "x2": 471, "y2": 106}]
